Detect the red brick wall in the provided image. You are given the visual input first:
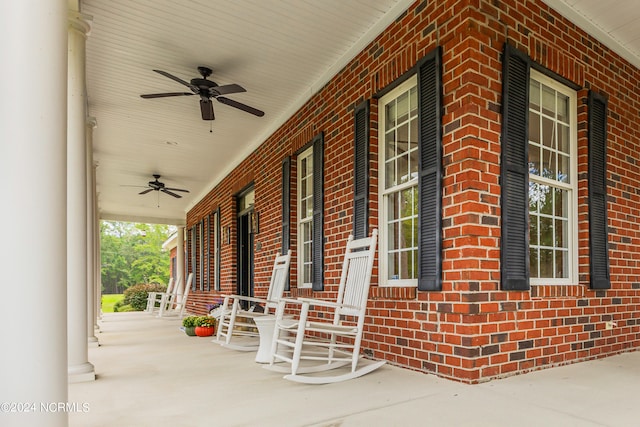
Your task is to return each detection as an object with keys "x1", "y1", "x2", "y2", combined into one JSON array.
[{"x1": 186, "y1": 0, "x2": 640, "y2": 382}]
